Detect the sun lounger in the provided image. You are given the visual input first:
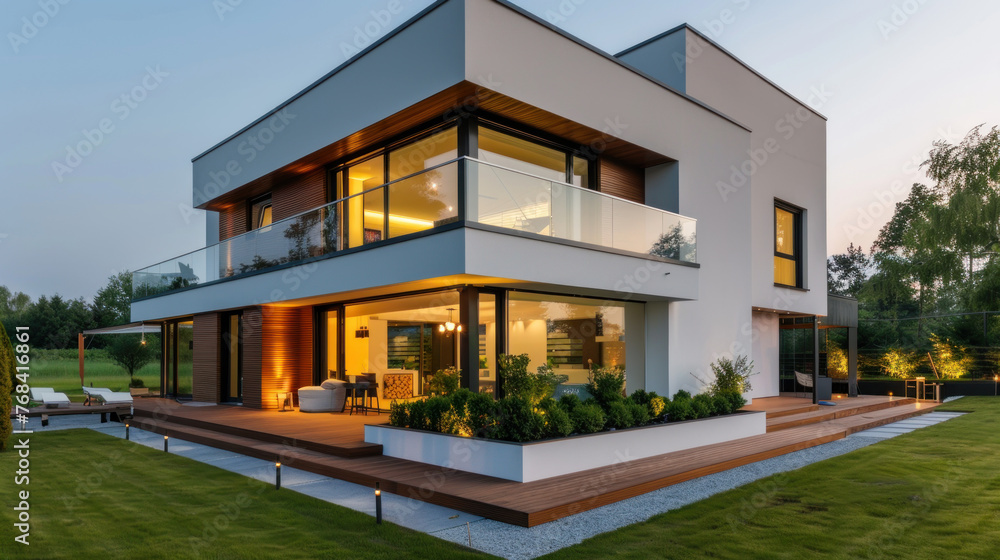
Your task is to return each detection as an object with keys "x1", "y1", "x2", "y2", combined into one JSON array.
[
  {"x1": 30, "y1": 387, "x2": 71, "y2": 409},
  {"x1": 82, "y1": 387, "x2": 133, "y2": 406}
]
